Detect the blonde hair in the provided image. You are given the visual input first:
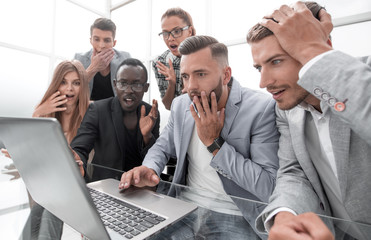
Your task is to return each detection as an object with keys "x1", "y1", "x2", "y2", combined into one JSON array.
[{"x1": 37, "y1": 60, "x2": 90, "y2": 143}]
